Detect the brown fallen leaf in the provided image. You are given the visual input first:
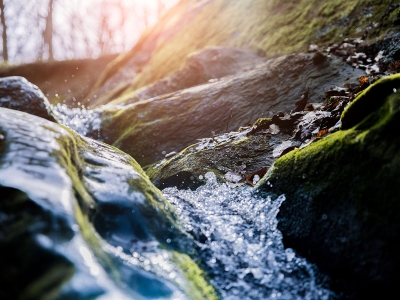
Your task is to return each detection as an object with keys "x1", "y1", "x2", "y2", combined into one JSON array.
[
  {"x1": 354, "y1": 75, "x2": 370, "y2": 93},
  {"x1": 387, "y1": 61, "x2": 400, "y2": 71},
  {"x1": 317, "y1": 128, "x2": 329, "y2": 137},
  {"x1": 246, "y1": 167, "x2": 268, "y2": 187},
  {"x1": 358, "y1": 76, "x2": 369, "y2": 85}
]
